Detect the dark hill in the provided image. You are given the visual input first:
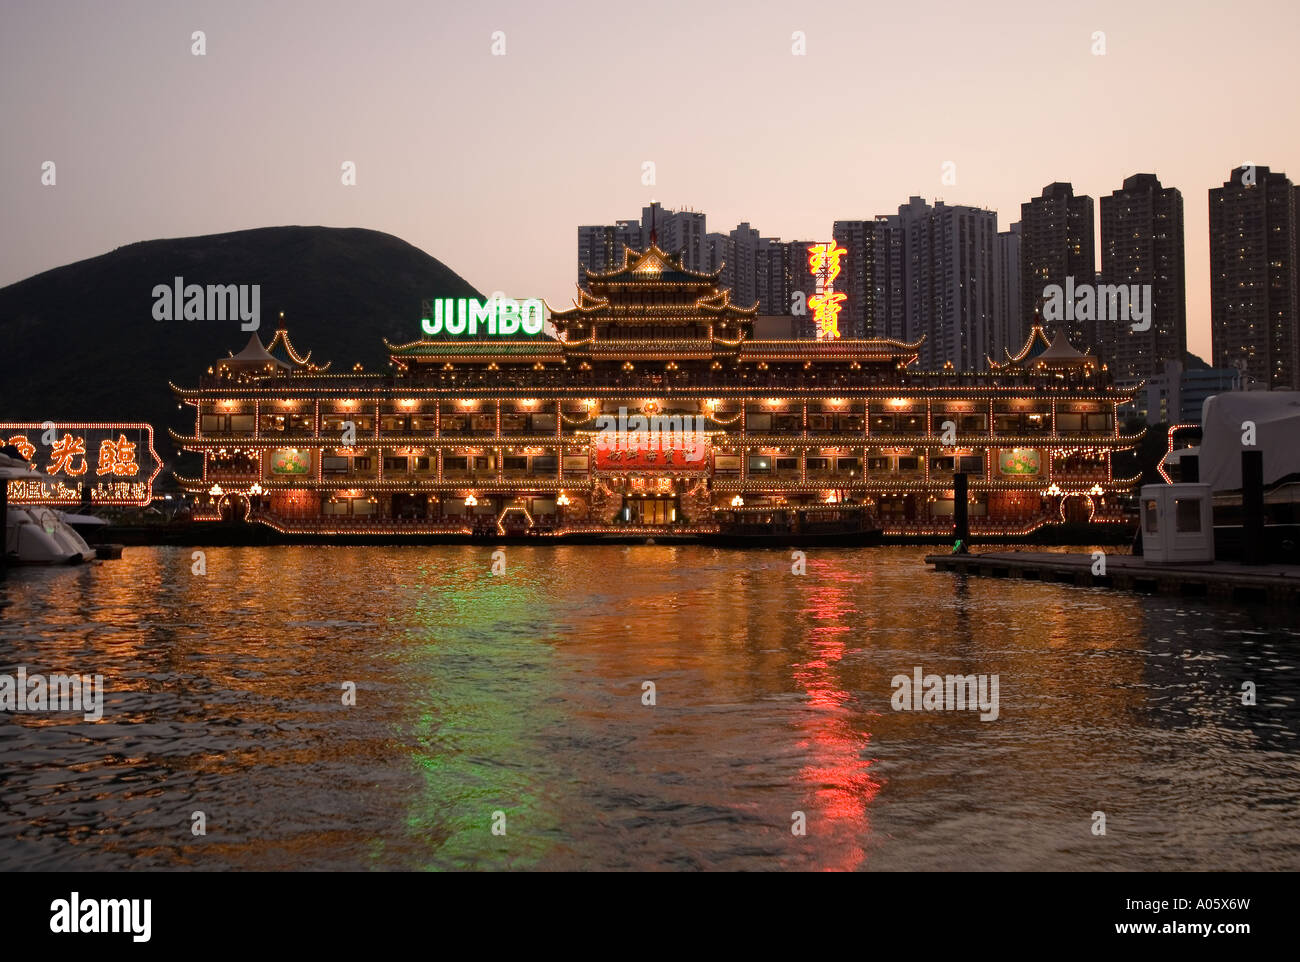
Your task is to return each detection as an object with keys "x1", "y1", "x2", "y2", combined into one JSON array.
[{"x1": 0, "y1": 226, "x2": 480, "y2": 437}]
